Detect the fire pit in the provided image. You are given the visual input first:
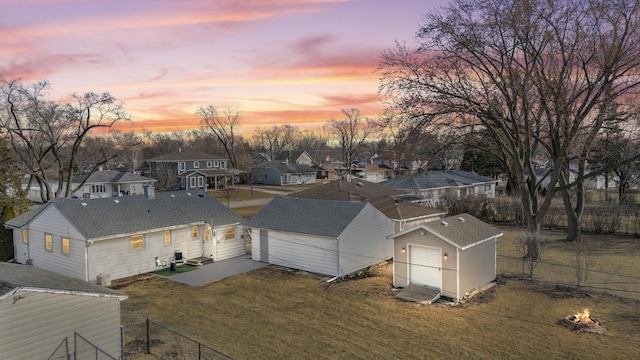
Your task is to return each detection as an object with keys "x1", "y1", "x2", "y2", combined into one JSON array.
[{"x1": 559, "y1": 308, "x2": 605, "y2": 334}]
